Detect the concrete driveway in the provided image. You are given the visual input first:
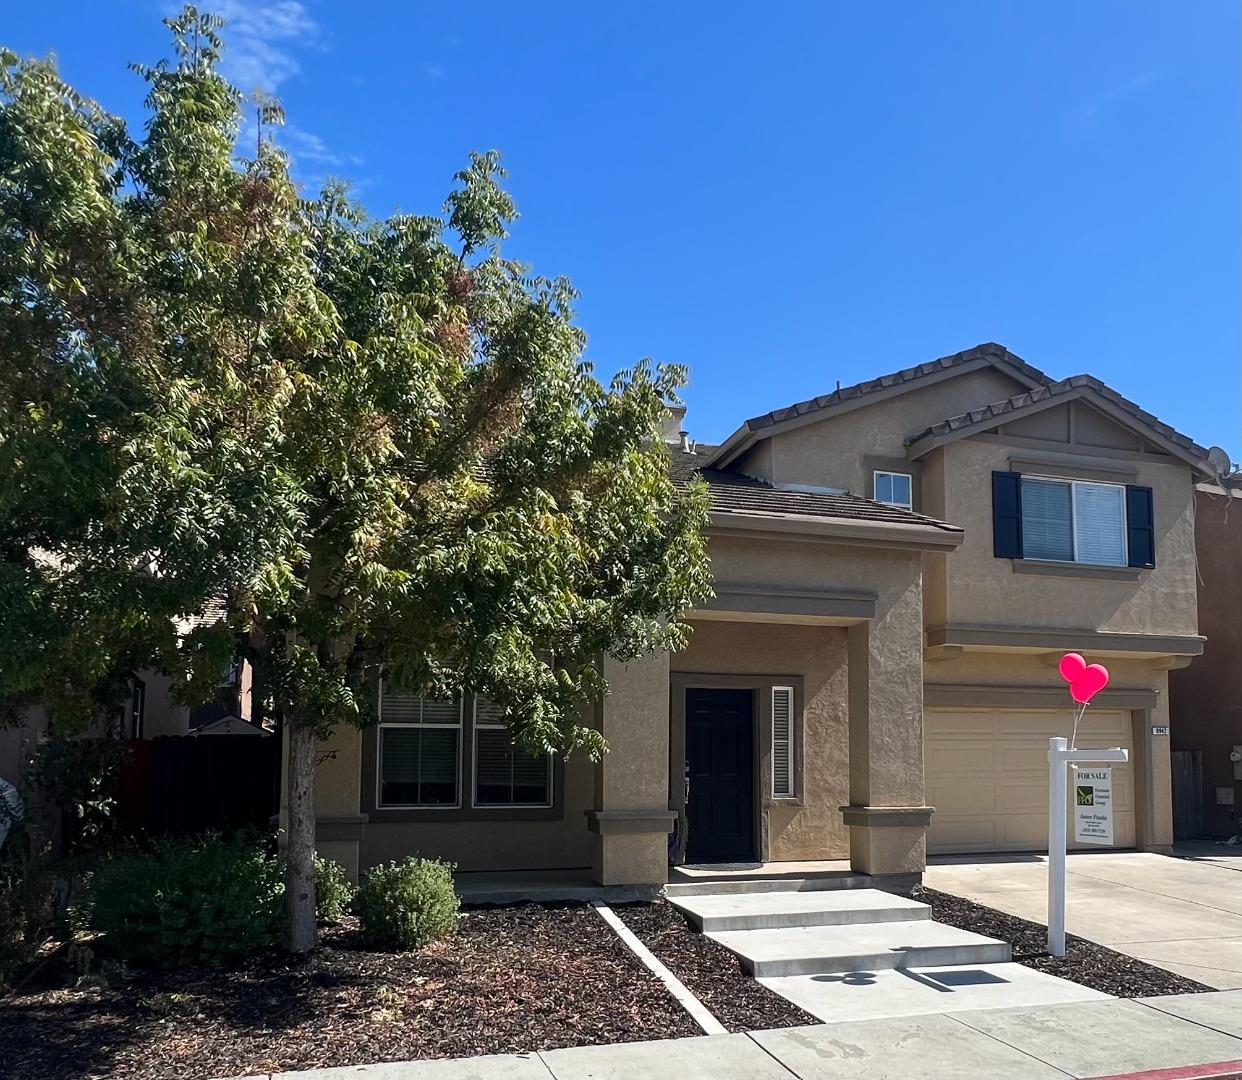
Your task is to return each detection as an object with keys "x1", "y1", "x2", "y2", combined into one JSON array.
[{"x1": 924, "y1": 845, "x2": 1242, "y2": 989}]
